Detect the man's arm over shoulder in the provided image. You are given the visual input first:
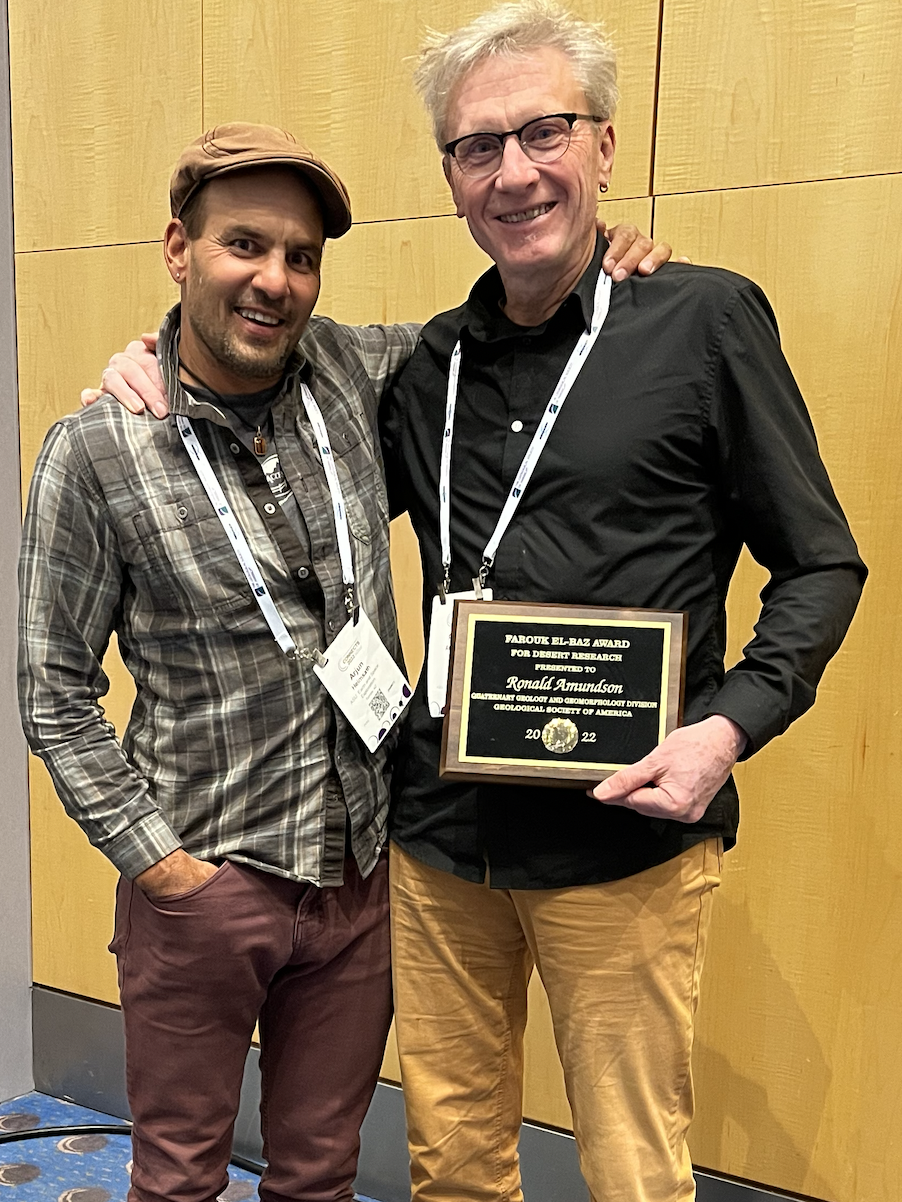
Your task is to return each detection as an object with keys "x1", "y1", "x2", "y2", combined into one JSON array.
[
  {"x1": 303, "y1": 317, "x2": 422, "y2": 408},
  {"x1": 705, "y1": 277, "x2": 866, "y2": 754},
  {"x1": 18, "y1": 416, "x2": 183, "y2": 879}
]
